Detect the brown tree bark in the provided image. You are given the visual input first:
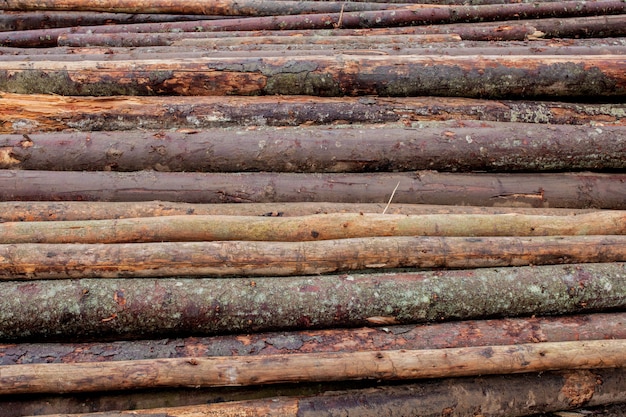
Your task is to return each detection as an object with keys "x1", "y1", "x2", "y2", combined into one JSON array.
[
  {"x1": 0, "y1": 201, "x2": 599, "y2": 222},
  {"x1": 3, "y1": 312, "x2": 625, "y2": 364},
  {"x1": 1, "y1": 123, "x2": 625, "y2": 172},
  {"x1": 30, "y1": 369, "x2": 626, "y2": 417},
  {"x1": 2, "y1": 94, "x2": 624, "y2": 133},
  {"x1": 2, "y1": 340, "x2": 626, "y2": 394},
  {"x1": 1, "y1": 54, "x2": 624, "y2": 98},
  {"x1": 0, "y1": 170, "x2": 624, "y2": 209},
  {"x1": 1, "y1": 212, "x2": 624, "y2": 244},
  {"x1": 0, "y1": 263, "x2": 623, "y2": 341}
]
